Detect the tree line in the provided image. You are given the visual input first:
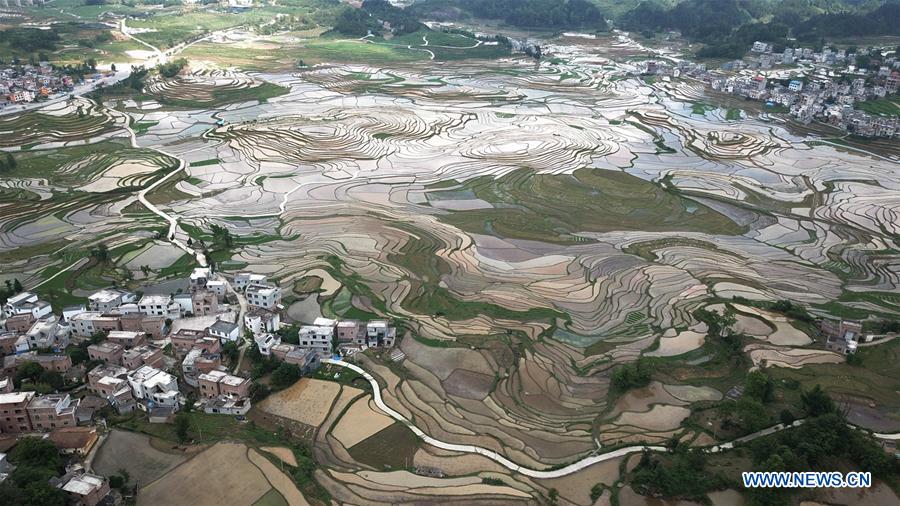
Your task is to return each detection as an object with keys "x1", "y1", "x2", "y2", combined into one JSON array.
[
  {"x1": 410, "y1": 0, "x2": 606, "y2": 30},
  {"x1": 620, "y1": 0, "x2": 900, "y2": 59}
]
